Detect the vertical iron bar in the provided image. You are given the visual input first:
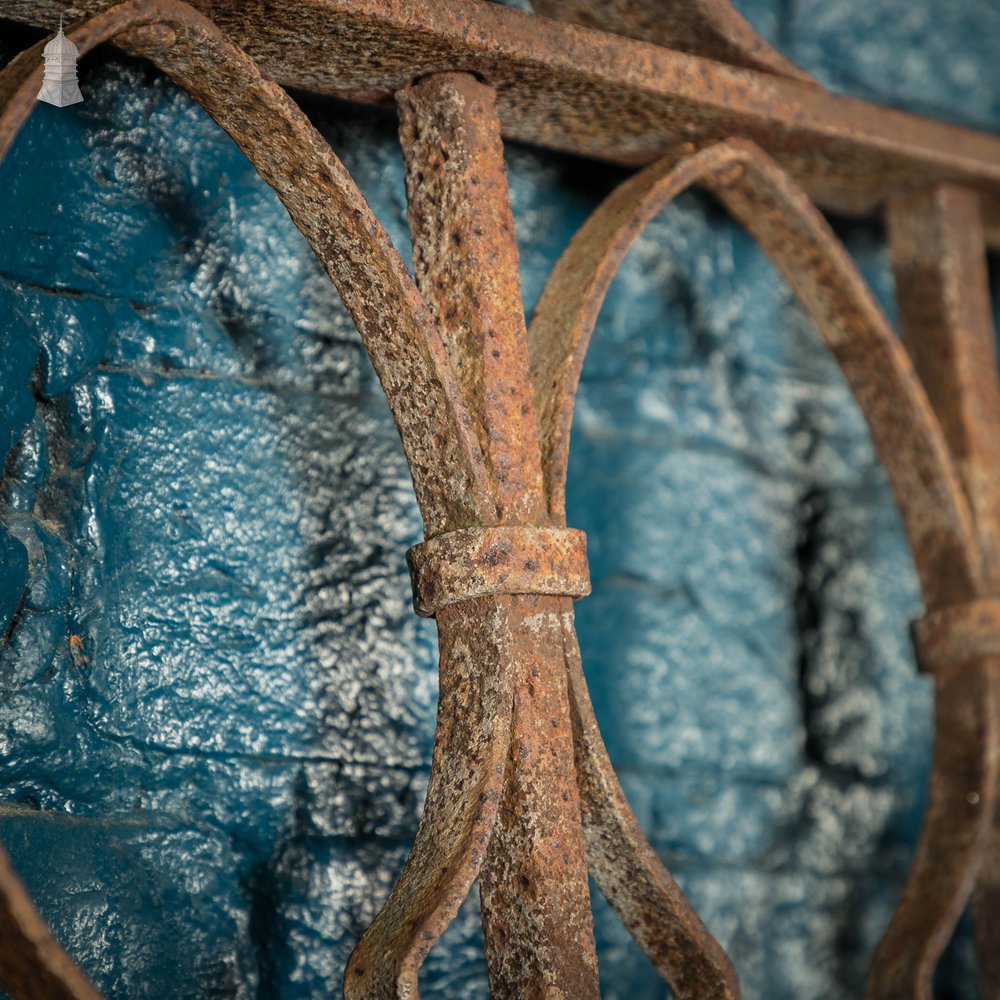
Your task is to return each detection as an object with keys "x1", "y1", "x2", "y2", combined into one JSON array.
[
  {"x1": 396, "y1": 72, "x2": 601, "y2": 999},
  {"x1": 869, "y1": 185, "x2": 1000, "y2": 999}
]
